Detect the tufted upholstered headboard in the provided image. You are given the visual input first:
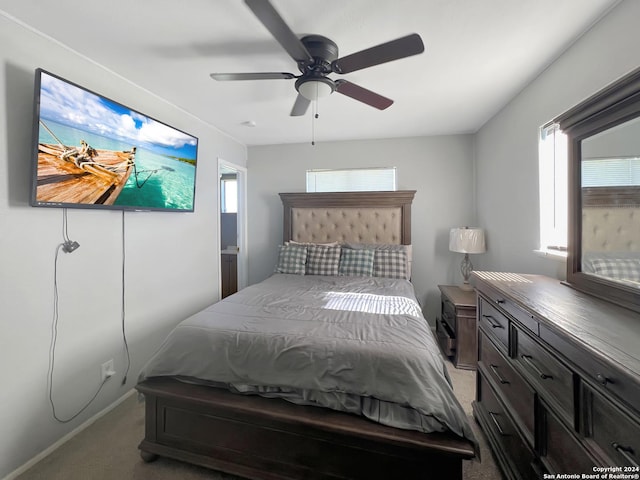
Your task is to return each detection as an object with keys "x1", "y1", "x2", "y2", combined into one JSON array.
[
  {"x1": 279, "y1": 191, "x2": 416, "y2": 245},
  {"x1": 582, "y1": 187, "x2": 640, "y2": 252},
  {"x1": 583, "y1": 207, "x2": 640, "y2": 252}
]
